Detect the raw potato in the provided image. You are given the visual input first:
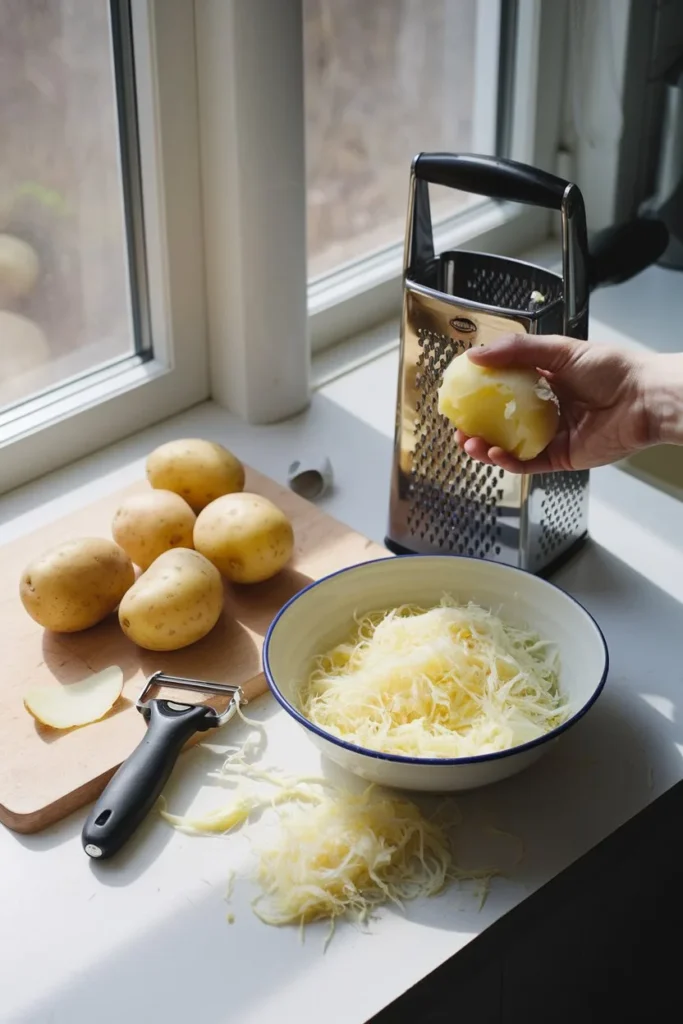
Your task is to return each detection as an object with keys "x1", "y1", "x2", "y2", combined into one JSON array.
[
  {"x1": 19, "y1": 538, "x2": 135, "y2": 633},
  {"x1": 0, "y1": 233, "x2": 39, "y2": 303},
  {"x1": 146, "y1": 438, "x2": 245, "y2": 512},
  {"x1": 118, "y1": 548, "x2": 224, "y2": 651},
  {"x1": 24, "y1": 666, "x2": 124, "y2": 730},
  {"x1": 112, "y1": 489, "x2": 196, "y2": 569},
  {"x1": 194, "y1": 493, "x2": 294, "y2": 584},
  {"x1": 438, "y1": 354, "x2": 560, "y2": 461}
]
